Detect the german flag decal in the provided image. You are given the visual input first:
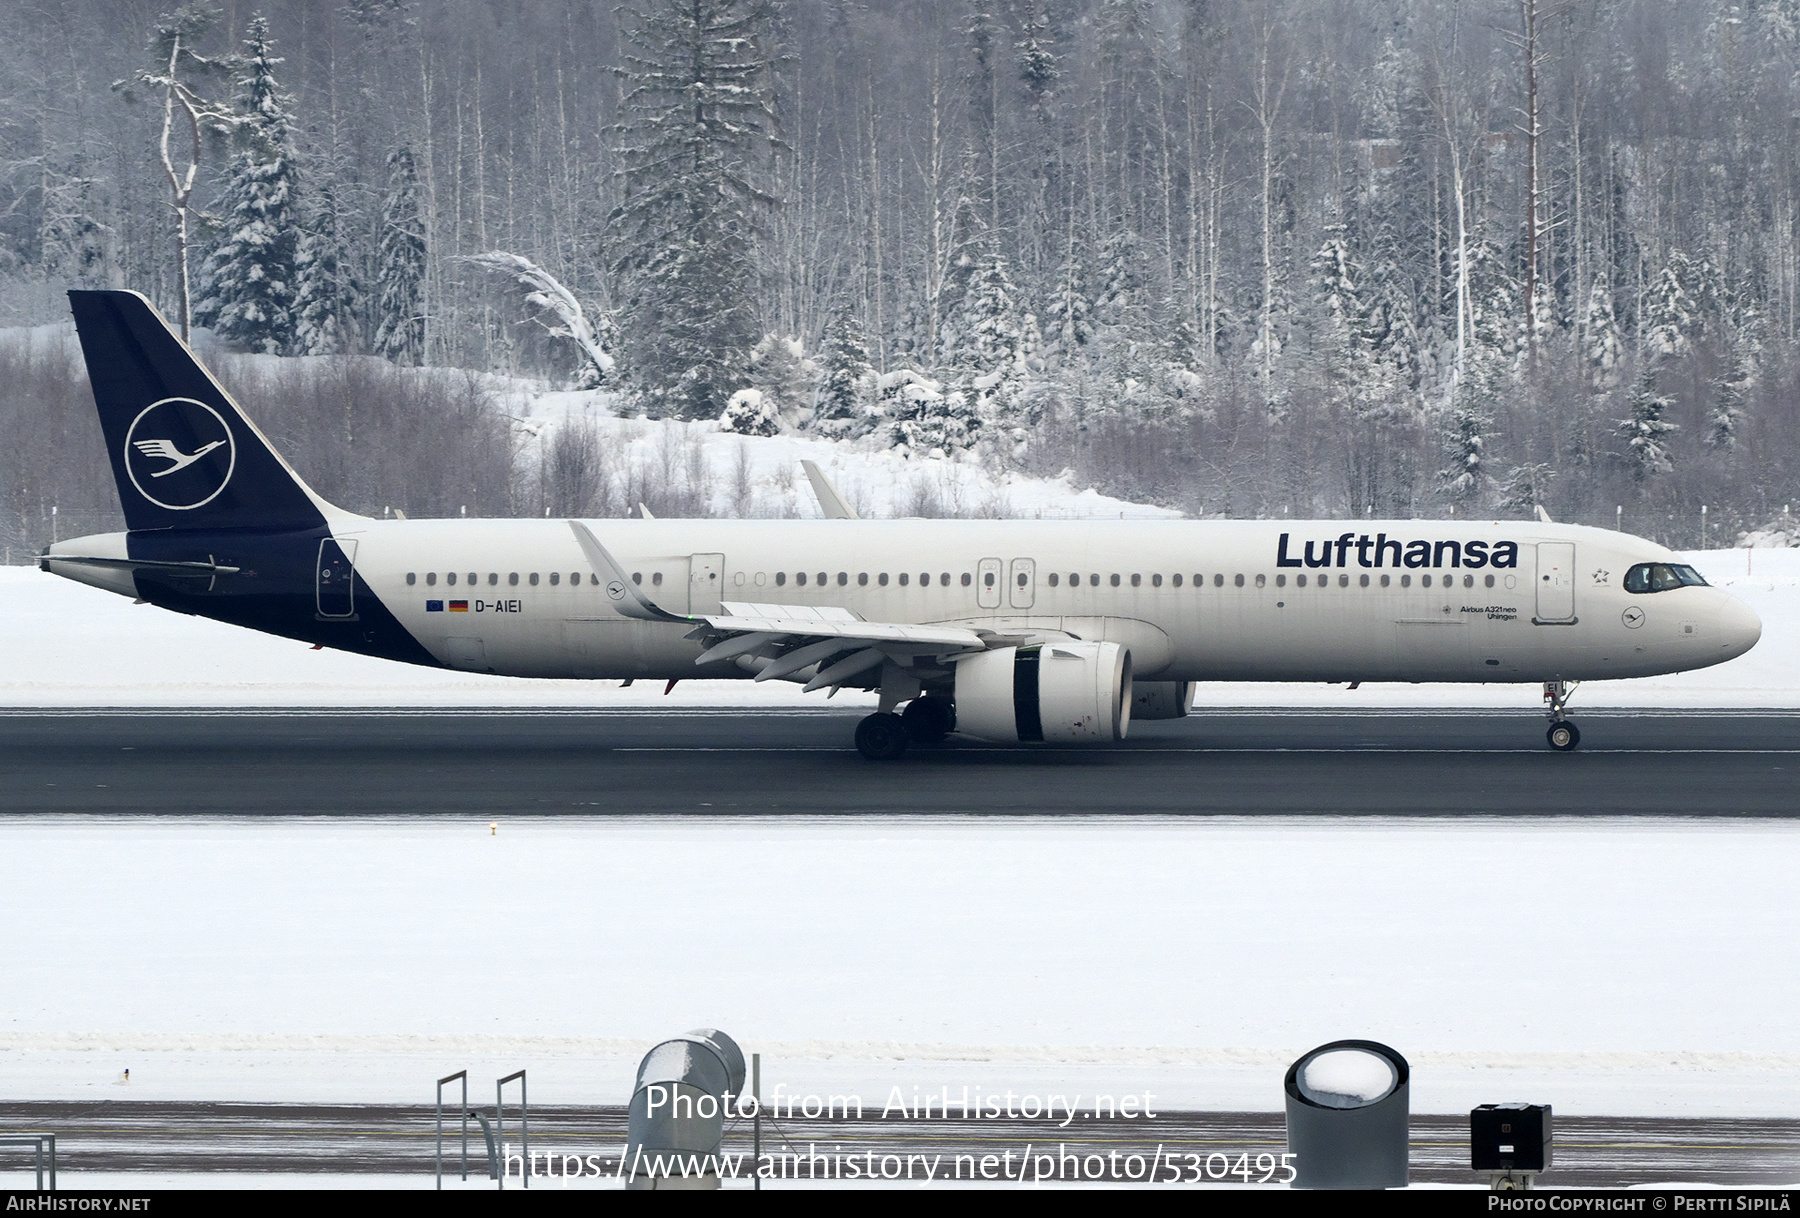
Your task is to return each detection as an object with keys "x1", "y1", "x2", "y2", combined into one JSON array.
[{"x1": 449, "y1": 600, "x2": 469, "y2": 612}]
